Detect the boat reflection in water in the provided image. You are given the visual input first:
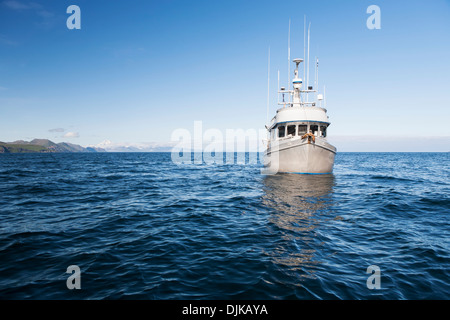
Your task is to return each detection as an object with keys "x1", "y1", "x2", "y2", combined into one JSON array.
[{"x1": 262, "y1": 174, "x2": 336, "y2": 282}]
